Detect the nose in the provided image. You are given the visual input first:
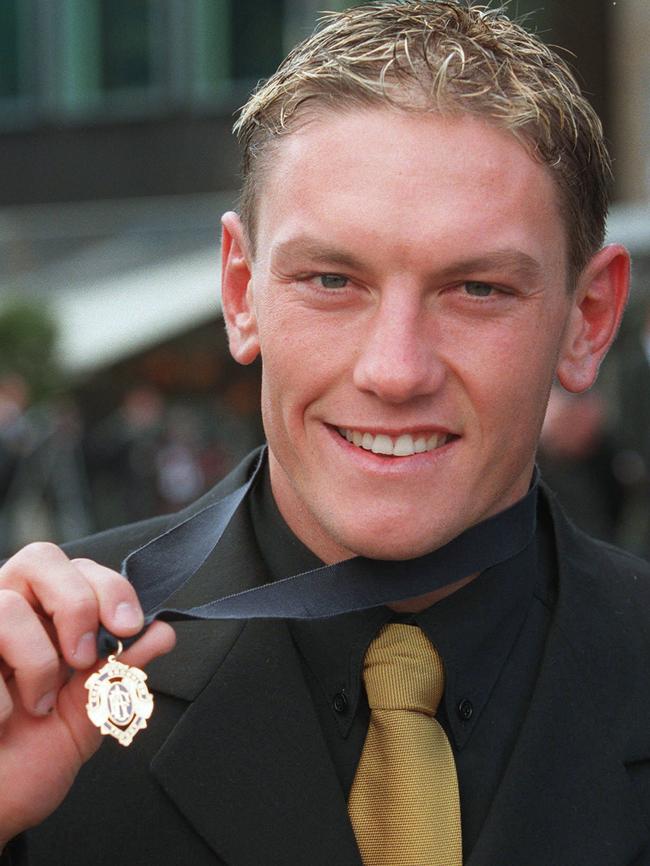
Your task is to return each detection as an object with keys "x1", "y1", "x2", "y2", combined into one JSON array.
[{"x1": 352, "y1": 294, "x2": 445, "y2": 404}]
